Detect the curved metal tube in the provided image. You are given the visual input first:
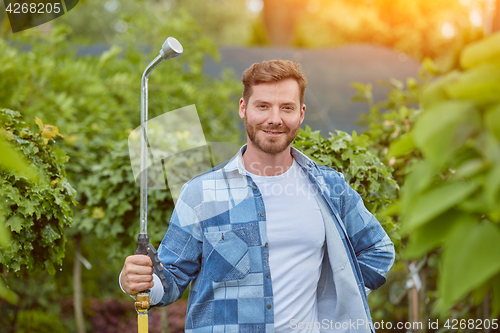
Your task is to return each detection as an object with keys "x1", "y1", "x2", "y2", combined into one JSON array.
[{"x1": 139, "y1": 37, "x2": 183, "y2": 235}]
